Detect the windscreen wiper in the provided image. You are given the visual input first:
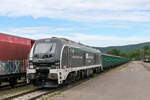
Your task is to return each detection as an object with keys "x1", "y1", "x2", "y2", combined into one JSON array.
[{"x1": 49, "y1": 43, "x2": 53, "y2": 52}]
